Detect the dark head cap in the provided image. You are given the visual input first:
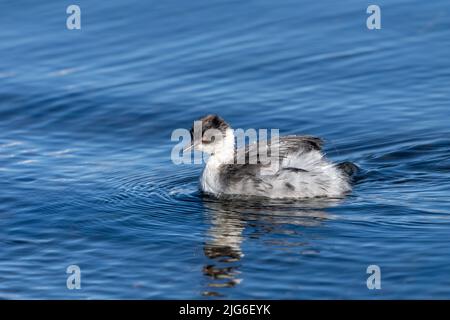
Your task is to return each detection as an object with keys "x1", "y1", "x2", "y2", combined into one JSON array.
[
  {"x1": 190, "y1": 114, "x2": 230, "y2": 141},
  {"x1": 200, "y1": 114, "x2": 229, "y2": 133}
]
